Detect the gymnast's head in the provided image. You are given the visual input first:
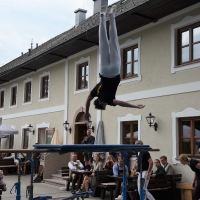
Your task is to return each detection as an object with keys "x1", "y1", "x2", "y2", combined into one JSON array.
[{"x1": 94, "y1": 98, "x2": 107, "y2": 110}]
